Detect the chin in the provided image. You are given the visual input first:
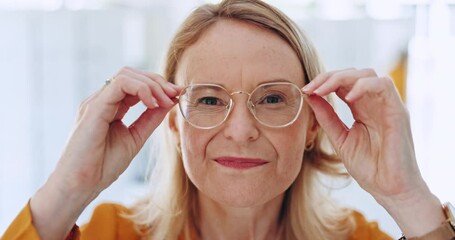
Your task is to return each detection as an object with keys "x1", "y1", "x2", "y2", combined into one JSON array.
[{"x1": 207, "y1": 184, "x2": 281, "y2": 208}]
